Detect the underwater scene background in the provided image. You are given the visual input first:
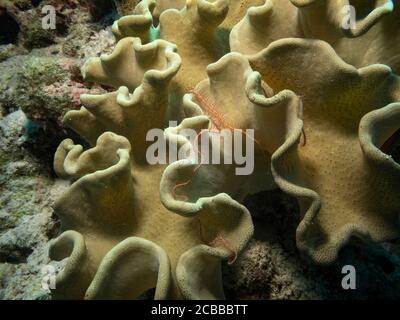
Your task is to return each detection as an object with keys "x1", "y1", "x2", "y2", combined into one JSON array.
[{"x1": 0, "y1": 0, "x2": 400, "y2": 300}]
